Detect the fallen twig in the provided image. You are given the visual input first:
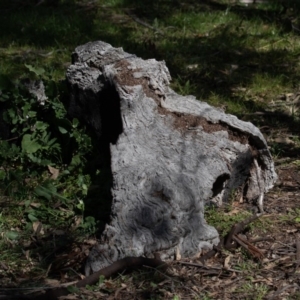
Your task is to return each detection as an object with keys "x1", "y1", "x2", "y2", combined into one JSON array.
[
  {"x1": 249, "y1": 237, "x2": 274, "y2": 243},
  {"x1": 293, "y1": 235, "x2": 300, "y2": 273},
  {"x1": 233, "y1": 234, "x2": 264, "y2": 259},
  {"x1": 6, "y1": 257, "x2": 167, "y2": 300},
  {"x1": 176, "y1": 261, "x2": 243, "y2": 273},
  {"x1": 200, "y1": 214, "x2": 264, "y2": 264}
]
